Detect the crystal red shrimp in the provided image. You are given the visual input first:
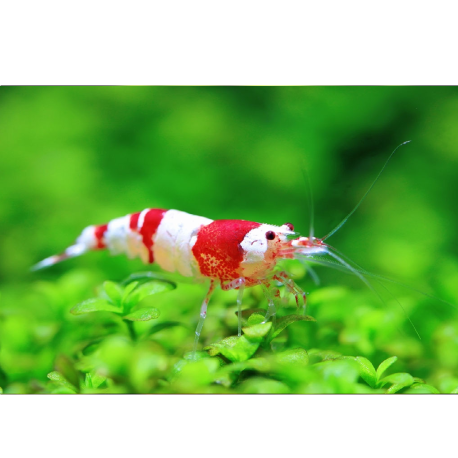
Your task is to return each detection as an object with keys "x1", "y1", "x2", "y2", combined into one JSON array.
[
  {"x1": 32, "y1": 142, "x2": 414, "y2": 353},
  {"x1": 32, "y1": 208, "x2": 329, "y2": 351}
]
